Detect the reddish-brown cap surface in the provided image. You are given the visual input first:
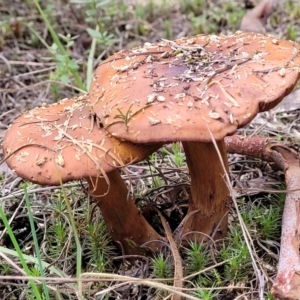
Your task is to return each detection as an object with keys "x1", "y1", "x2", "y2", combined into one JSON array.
[
  {"x1": 90, "y1": 32, "x2": 300, "y2": 143},
  {"x1": 2, "y1": 94, "x2": 157, "y2": 185}
]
